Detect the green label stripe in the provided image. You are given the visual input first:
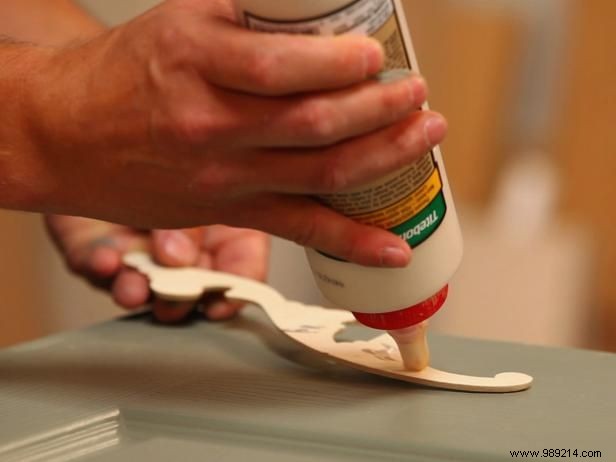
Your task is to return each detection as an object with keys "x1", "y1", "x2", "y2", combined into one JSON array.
[
  {"x1": 392, "y1": 192, "x2": 447, "y2": 247},
  {"x1": 317, "y1": 191, "x2": 448, "y2": 262}
]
